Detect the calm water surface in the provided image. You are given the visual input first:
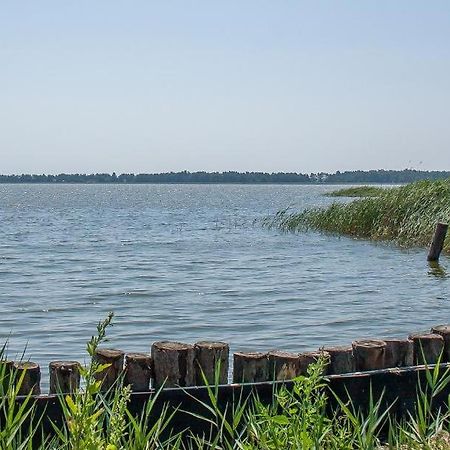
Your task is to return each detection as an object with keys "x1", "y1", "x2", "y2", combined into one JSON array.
[{"x1": 0, "y1": 184, "x2": 449, "y2": 387}]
